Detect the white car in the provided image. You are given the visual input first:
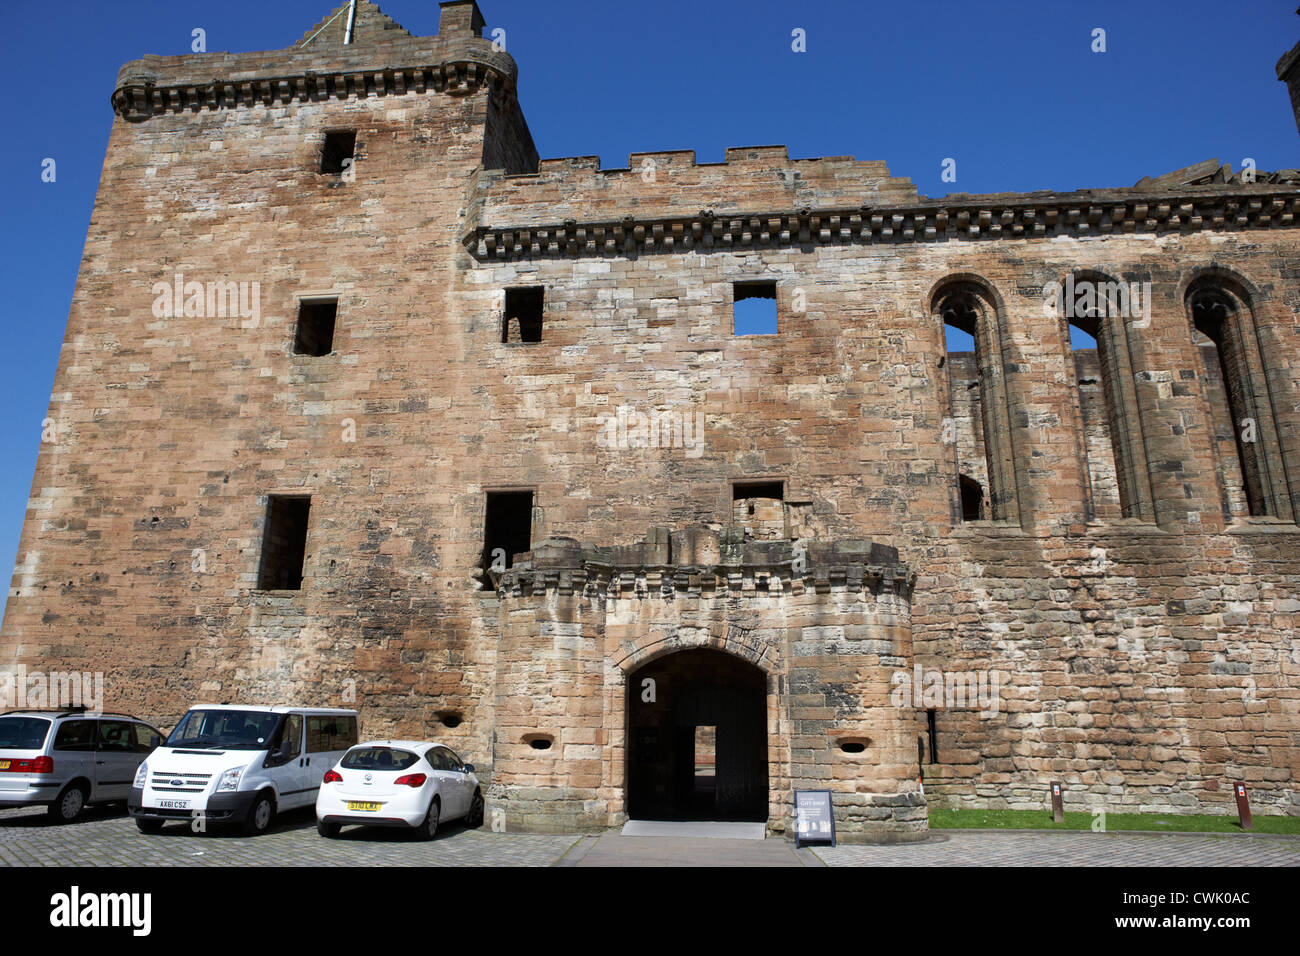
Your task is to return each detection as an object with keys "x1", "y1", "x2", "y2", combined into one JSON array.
[{"x1": 315, "y1": 741, "x2": 484, "y2": 839}]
